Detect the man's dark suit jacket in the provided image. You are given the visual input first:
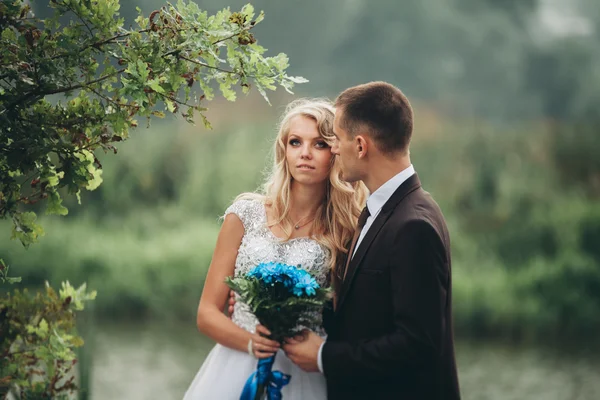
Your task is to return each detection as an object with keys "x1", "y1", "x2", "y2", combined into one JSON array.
[{"x1": 322, "y1": 174, "x2": 460, "y2": 400}]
